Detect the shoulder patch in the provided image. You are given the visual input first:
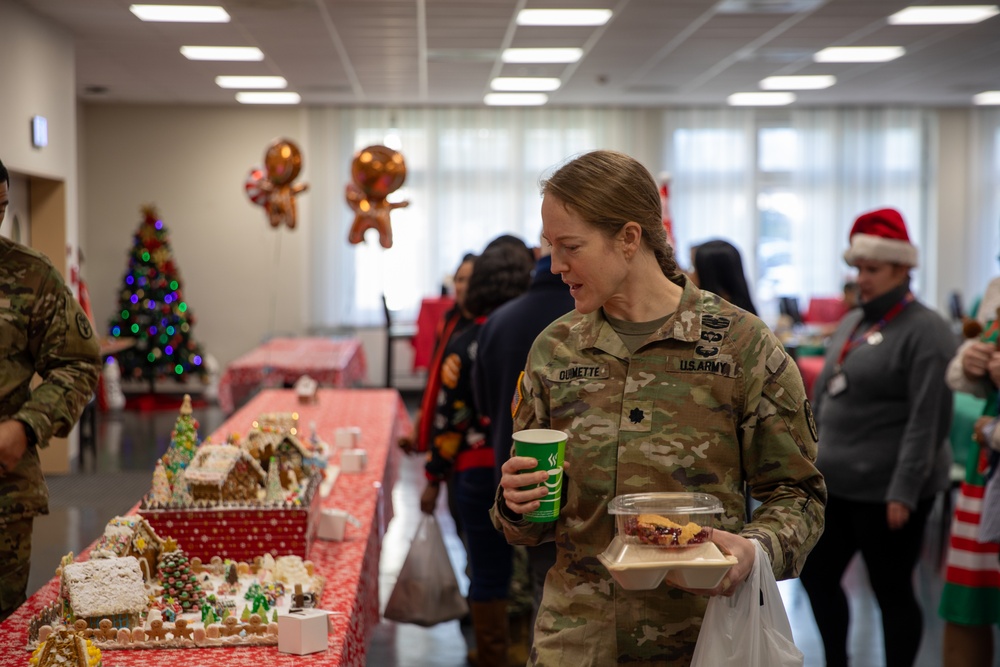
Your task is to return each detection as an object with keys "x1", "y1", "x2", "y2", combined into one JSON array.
[
  {"x1": 76, "y1": 312, "x2": 94, "y2": 340},
  {"x1": 804, "y1": 400, "x2": 819, "y2": 442},
  {"x1": 511, "y1": 371, "x2": 525, "y2": 419}
]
